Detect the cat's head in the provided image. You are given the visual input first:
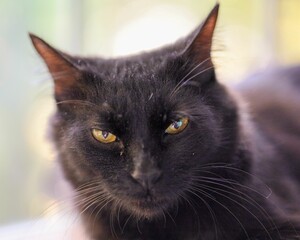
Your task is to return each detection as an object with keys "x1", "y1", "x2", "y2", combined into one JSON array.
[{"x1": 31, "y1": 4, "x2": 240, "y2": 219}]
